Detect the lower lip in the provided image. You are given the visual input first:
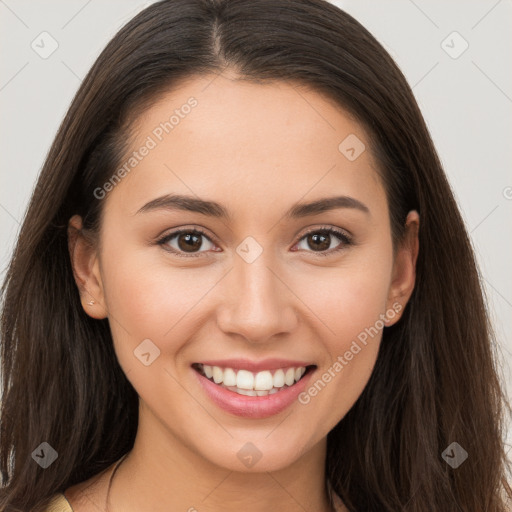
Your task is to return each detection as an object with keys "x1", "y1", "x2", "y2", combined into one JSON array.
[{"x1": 193, "y1": 366, "x2": 315, "y2": 419}]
